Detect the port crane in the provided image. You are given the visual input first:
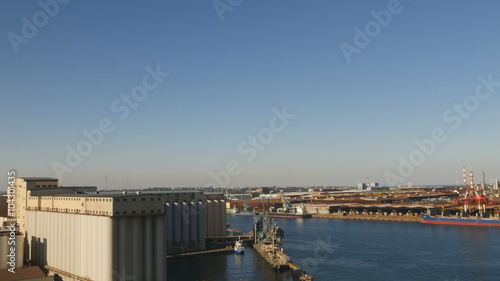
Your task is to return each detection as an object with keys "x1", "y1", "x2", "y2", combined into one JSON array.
[
  {"x1": 456, "y1": 168, "x2": 489, "y2": 214},
  {"x1": 460, "y1": 187, "x2": 488, "y2": 213},
  {"x1": 279, "y1": 190, "x2": 292, "y2": 212}
]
